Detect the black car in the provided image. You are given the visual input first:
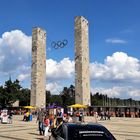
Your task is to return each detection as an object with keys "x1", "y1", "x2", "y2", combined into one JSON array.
[{"x1": 51, "y1": 122, "x2": 116, "y2": 140}]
